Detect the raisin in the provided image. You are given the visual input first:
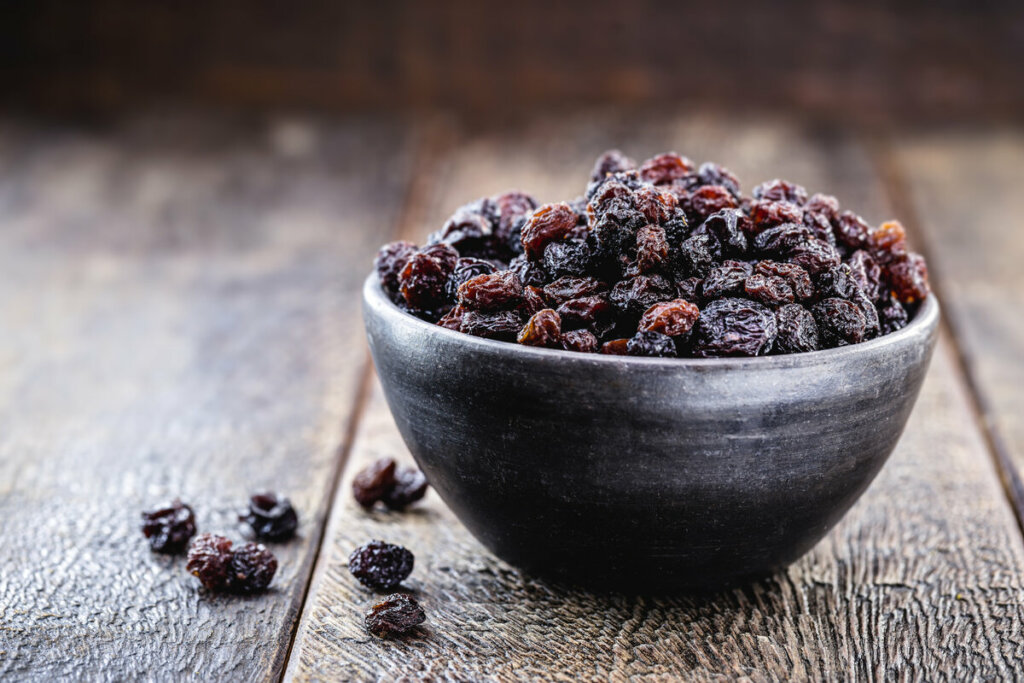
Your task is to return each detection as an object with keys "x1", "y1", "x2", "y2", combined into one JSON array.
[
  {"x1": 639, "y1": 153, "x2": 694, "y2": 184},
  {"x1": 543, "y1": 276, "x2": 606, "y2": 305},
  {"x1": 753, "y1": 179, "x2": 808, "y2": 205},
  {"x1": 787, "y1": 238, "x2": 840, "y2": 275},
  {"x1": 460, "y1": 310, "x2": 523, "y2": 340},
  {"x1": 518, "y1": 309, "x2": 562, "y2": 348},
  {"x1": 774, "y1": 304, "x2": 821, "y2": 354},
  {"x1": 847, "y1": 250, "x2": 883, "y2": 301},
  {"x1": 682, "y1": 185, "x2": 738, "y2": 224},
  {"x1": 674, "y1": 276, "x2": 703, "y2": 305},
  {"x1": 227, "y1": 543, "x2": 278, "y2": 594},
  {"x1": 869, "y1": 220, "x2": 907, "y2": 262},
  {"x1": 365, "y1": 593, "x2": 426, "y2": 638},
  {"x1": 693, "y1": 298, "x2": 778, "y2": 357},
  {"x1": 141, "y1": 499, "x2": 196, "y2": 554},
  {"x1": 418, "y1": 243, "x2": 460, "y2": 273},
  {"x1": 561, "y1": 328, "x2": 599, "y2": 353},
  {"x1": 626, "y1": 330, "x2": 677, "y2": 357},
  {"x1": 696, "y1": 162, "x2": 741, "y2": 197},
  {"x1": 676, "y1": 233, "x2": 722, "y2": 278},
  {"x1": 446, "y1": 258, "x2": 497, "y2": 301},
  {"x1": 543, "y1": 240, "x2": 591, "y2": 278},
  {"x1": 187, "y1": 533, "x2": 233, "y2": 590},
  {"x1": 427, "y1": 207, "x2": 492, "y2": 254},
  {"x1": 375, "y1": 241, "x2": 418, "y2": 301},
  {"x1": 878, "y1": 295, "x2": 910, "y2": 334},
  {"x1": 753, "y1": 223, "x2": 813, "y2": 256},
  {"x1": 754, "y1": 260, "x2": 813, "y2": 301},
  {"x1": 600, "y1": 338, "x2": 630, "y2": 355},
  {"x1": 702, "y1": 261, "x2": 754, "y2": 300},
  {"x1": 638, "y1": 299, "x2": 700, "y2": 337},
  {"x1": 521, "y1": 203, "x2": 577, "y2": 259},
  {"x1": 436, "y1": 305, "x2": 467, "y2": 331},
  {"x1": 399, "y1": 249, "x2": 457, "y2": 309},
  {"x1": 749, "y1": 200, "x2": 803, "y2": 232},
  {"x1": 836, "y1": 210, "x2": 871, "y2": 249},
  {"x1": 383, "y1": 466, "x2": 429, "y2": 510},
  {"x1": 521, "y1": 285, "x2": 548, "y2": 316},
  {"x1": 636, "y1": 224, "x2": 669, "y2": 273},
  {"x1": 352, "y1": 457, "x2": 397, "y2": 508},
  {"x1": 812, "y1": 298, "x2": 867, "y2": 347},
  {"x1": 744, "y1": 273, "x2": 794, "y2": 306},
  {"x1": 885, "y1": 252, "x2": 930, "y2": 303},
  {"x1": 815, "y1": 265, "x2": 859, "y2": 300},
  {"x1": 240, "y1": 492, "x2": 298, "y2": 541},
  {"x1": 591, "y1": 150, "x2": 637, "y2": 182},
  {"x1": 634, "y1": 184, "x2": 678, "y2": 223},
  {"x1": 508, "y1": 254, "x2": 548, "y2": 287},
  {"x1": 700, "y1": 208, "x2": 749, "y2": 256},
  {"x1": 556, "y1": 294, "x2": 613, "y2": 330},
  {"x1": 804, "y1": 193, "x2": 840, "y2": 223},
  {"x1": 348, "y1": 540, "x2": 414, "y2": 592},
  {"x1": 492, "y1": 191, "x2": 538, "y2": 245},
  {"x1": 610, "y1": 274, "x2": 676, "y2": 319},
  {"x1": 457, "y1": 271, "x2": 524, "y2": 311}
]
